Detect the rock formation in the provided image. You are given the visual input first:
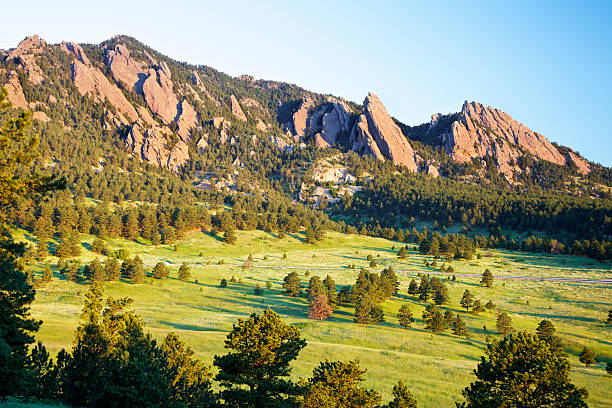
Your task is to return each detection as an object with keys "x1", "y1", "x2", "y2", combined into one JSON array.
[
  {"x1": 349, "y1": 93, "x2": 418, "y2": 171},
  {"x1": 286, "y1": 97, "x2": 351, "y2": 147},
  {"x1": 126, "y1": 121, "x2": 189, "y2": 169},
  {"x1": 2, "y1": 70, "x2": 28, "y2": 109},
  {"x1": 230, "y1": 95, "x2": 247, "y2": 121},
  {"x1": 8, "y1": 35, "x2": 46, "y2": 85},
  {"x1": 443, "y1": 101, "x2": 589, "y2": 176},
  {"x1": 142, "y1": 66, "x2": 179, "y2": 124},
  {"x1": 105, "y1": 44, "x2": 145, "y2": 91}
]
